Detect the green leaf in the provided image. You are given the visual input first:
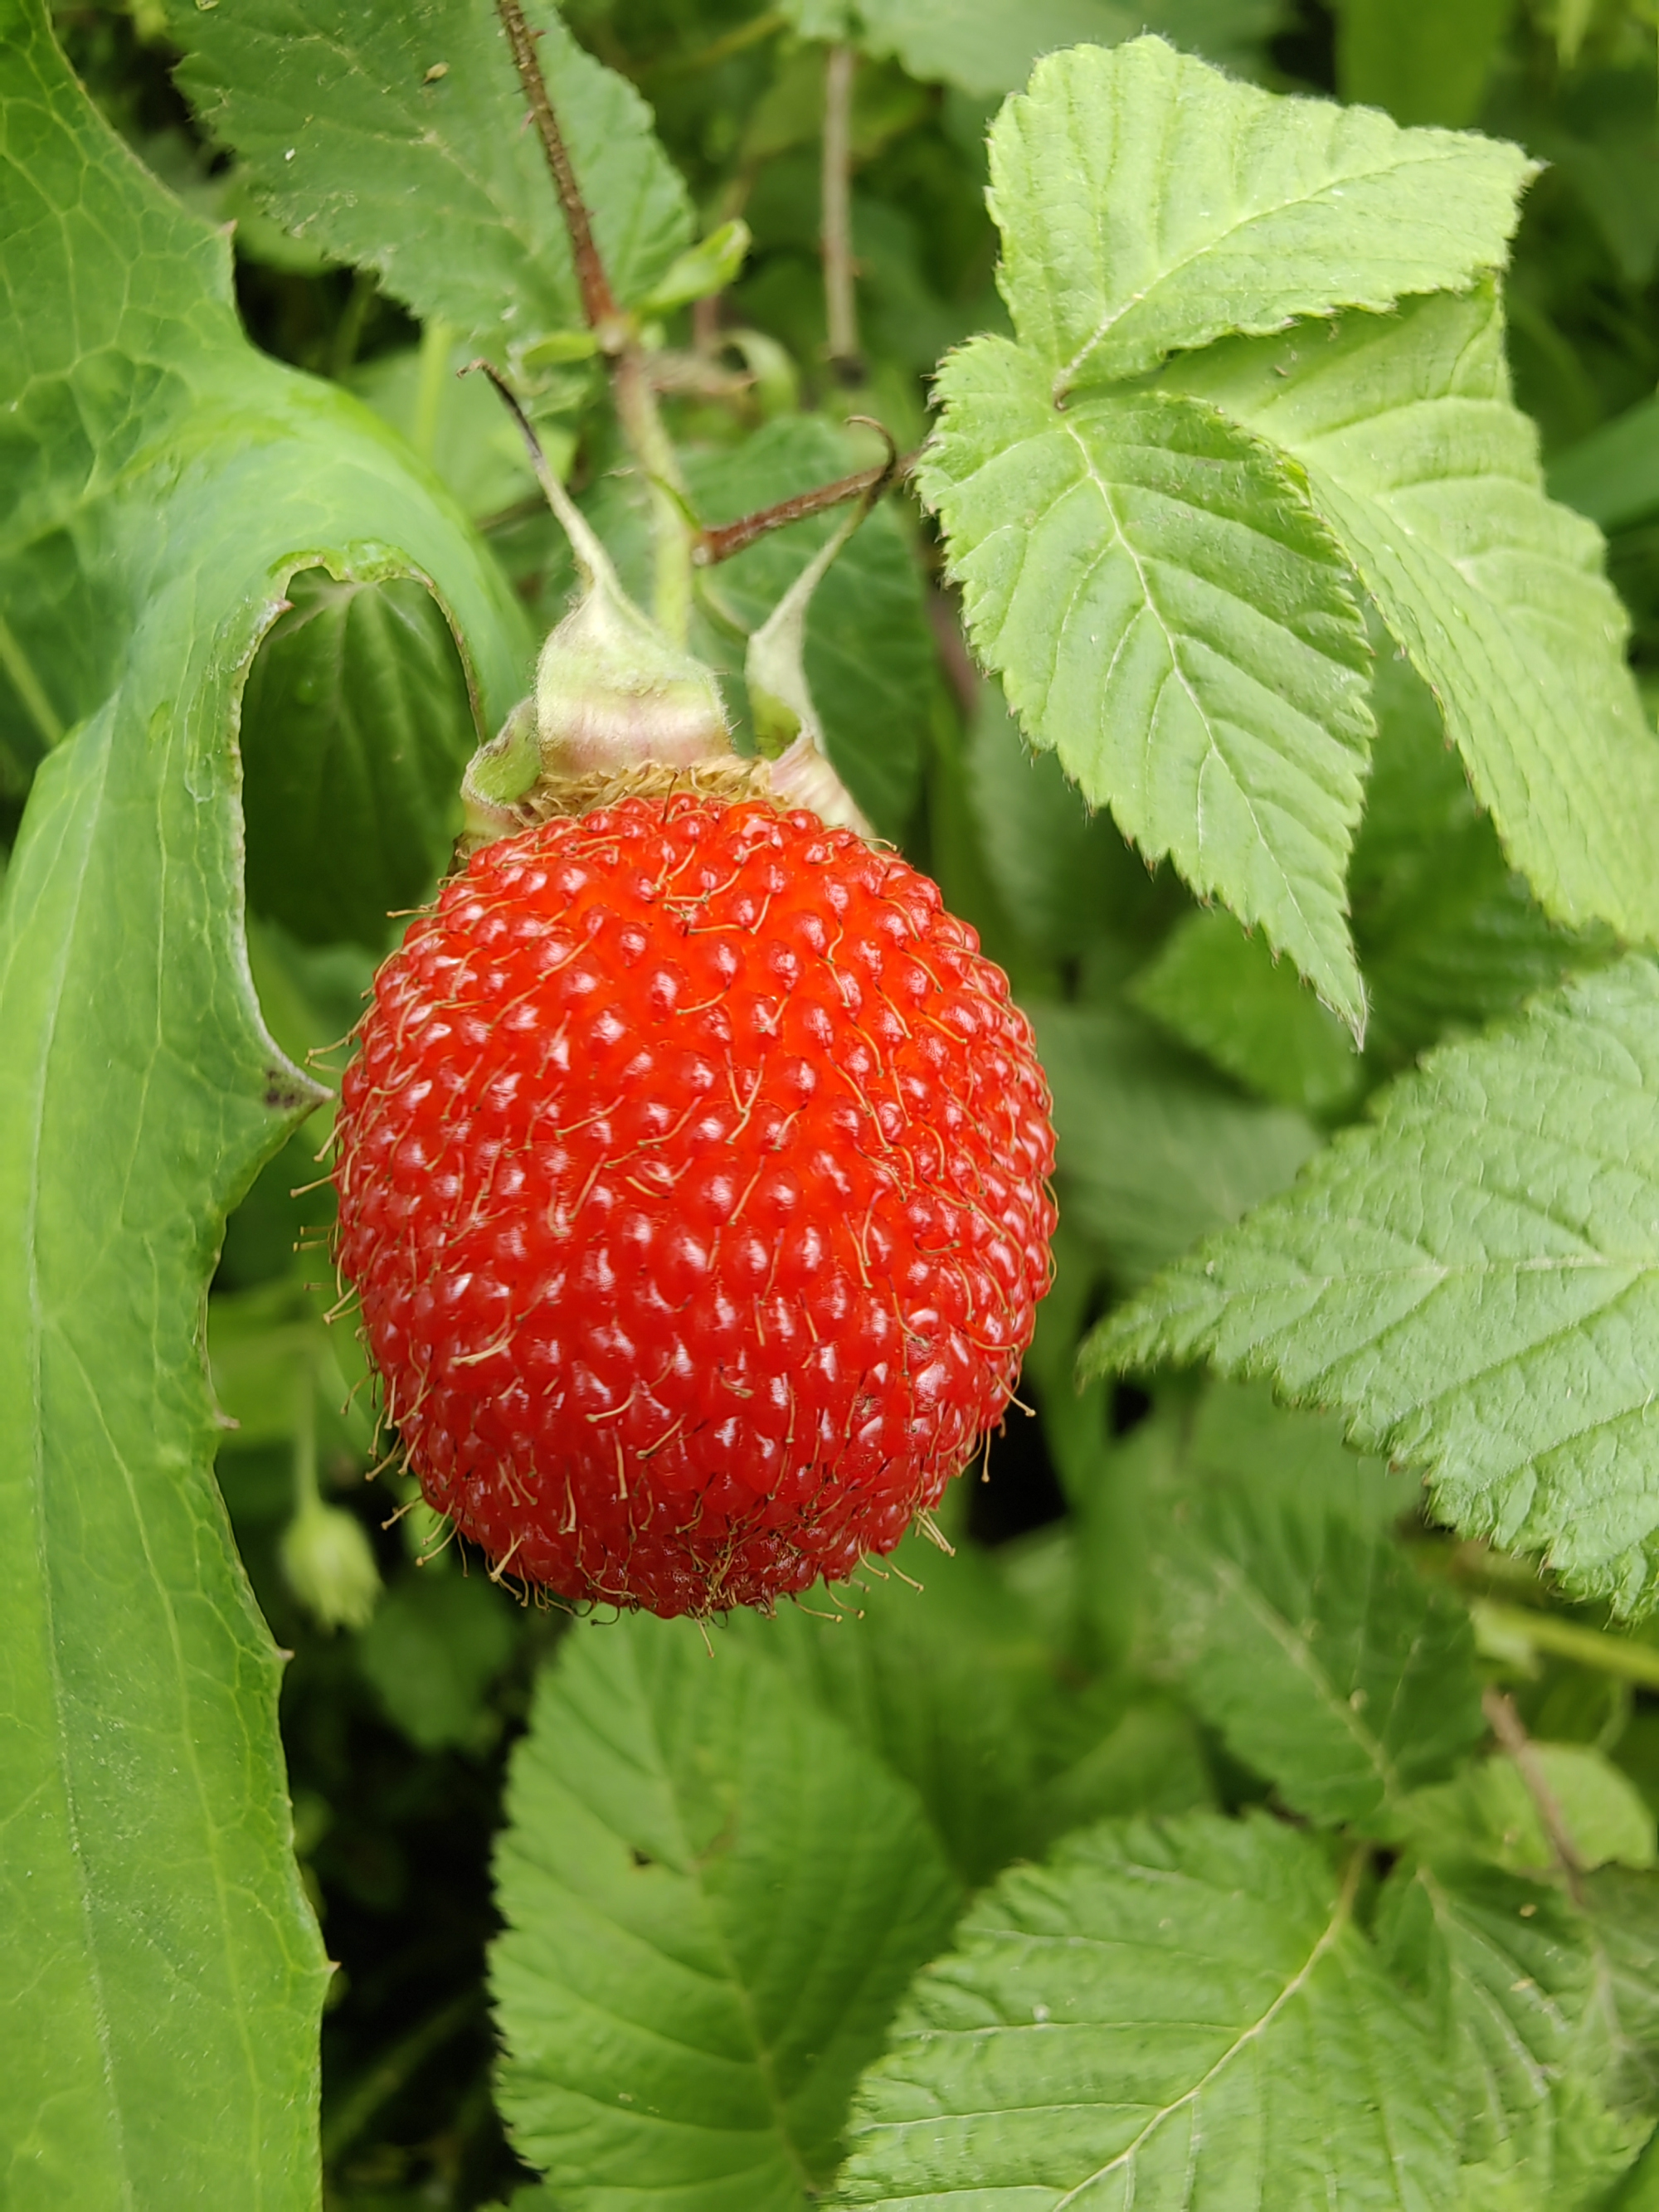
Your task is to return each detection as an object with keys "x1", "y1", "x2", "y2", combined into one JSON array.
[
  {"x1": 1156, "y1": 1486, "x2": 1486, "y2": 1826},
  {"x1": 850, "y1": 0, "x2": 1271, "y2": 98},
  {"x1": 1165, "y1": 285, "x2": 1659, "y2": 952},
  {"x1": 1350, "y1": 646, "x2": 1615, "y2": 1067},
  {"x1": 1579, "y1": 1869, "x2": 1659, "y2": 2118},
  {"x1": 1087, "y1": 954, "x2": 1659, "y2": 1612},
  {"x1": 987, "y1": 37, "x2": 1534, "y2": 391},
  {"x1": 1134, "y1": 907, "x2": 1365, "y2": 1114},
  {"x1": 639, "y1": 217, "x2": 752, "y2": 315},
  {"x1": 727, "y1": 1535, "x2": 1047, "y2": 1889},
  {"x1": 170, "y1": 0, "x2": 693, "y2": 368},
  {"x1": 491, "y1": 1614, "x2": 962, "y2": 2210},
  {"x1": 1036, "y1": 1003, "x2": 1320, "y2": 1281},
  {"x1": 1550, "y1": 393, "x2": 1659, "y2": 537},
  {"x1": 965, "y1": 687, "x2": 1173, "y2": 964},
  {"x1": 241, "y1": 568, "x2": 477, "y2": 950},
  {"x1": 1403, "y1": 1748, "x2": 1659, "y2": 1875},
  {"x1": 355, "y1": 1572, "x2": 519, "y2": 1753},
  {"x1": 922, "y1": 341, "x2": 1374, "y2": 1028},
  {"x1": 1377, "y1": 1856, "x2": 1616, "y2": 2192},
  {"x1": 0, "y1": 9, "x2": 528, "y2": 2202},
  {"x1": 1334, "y1": 0, "x2": 1515, "y2": 129},
  {"x1": 831, "y1": 1811, "x2": 1461, "y2": 2210}
]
